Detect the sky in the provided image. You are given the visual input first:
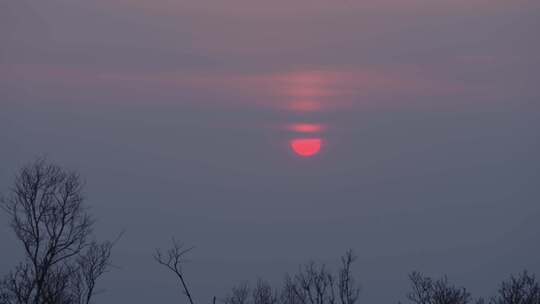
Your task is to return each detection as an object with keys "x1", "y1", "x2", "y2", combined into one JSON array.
[{"x1": 1, "y1": 0, "x2": 540, "y2": 303}]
